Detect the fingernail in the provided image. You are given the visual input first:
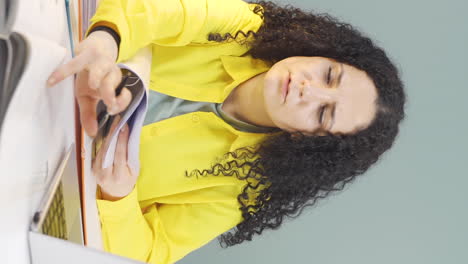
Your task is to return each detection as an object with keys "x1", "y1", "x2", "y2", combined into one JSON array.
[{"x1": 121, "y1": 125, "x2": 127, "y2": 132}]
